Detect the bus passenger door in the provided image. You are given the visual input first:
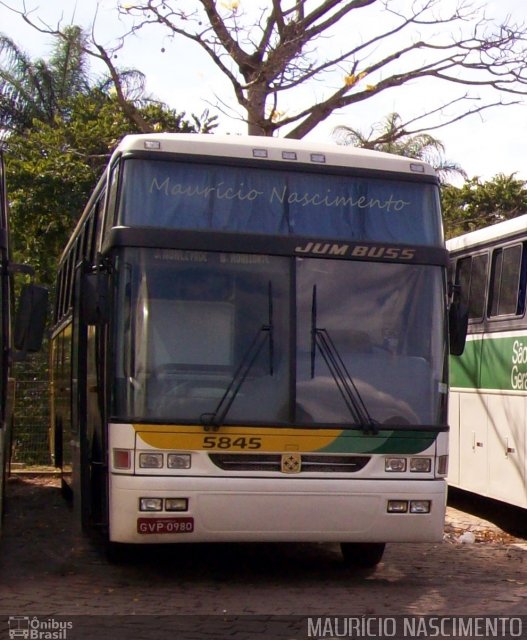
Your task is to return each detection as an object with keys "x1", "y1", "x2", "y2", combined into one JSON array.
[
  {"x1": 72, "y1": 265, "x2": 108, "y2": 532},
  {"x1": 84, "y1": 322, "x2": 108, "y2": 528},
  {"x1": 51, "y1": 326, "x2": 73, "y2": 494}
]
